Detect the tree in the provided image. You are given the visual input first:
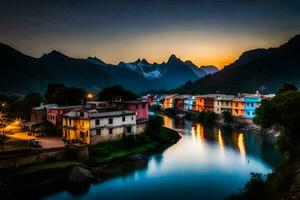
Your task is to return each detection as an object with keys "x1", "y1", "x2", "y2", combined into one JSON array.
[
  {"x1": 254, "y1": 91, "x2": 300, "y2": 154},
  {"x1": 223, "y1": 111, "x2": 233, "y2": 125},
  {"x1": 97, "y1": 85, "x2": 138, "y2": 101},
  {"x1": 45, "y1": 84, "x2": 85, "y2": 106},
  {"x1": 277, "y1": 83, "x2": 297, "y2": 95},
  {"x1": 9, "y1": 92, "x2": 43, "y2": 120}
]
